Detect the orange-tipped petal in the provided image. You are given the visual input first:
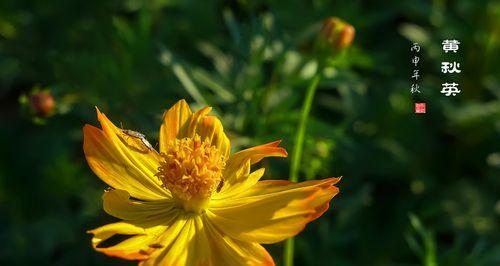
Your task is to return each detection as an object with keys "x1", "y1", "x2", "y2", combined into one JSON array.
[
  {"x1": 207, "y1": 177, "x2": 341, "y2": 244},
  {"x1": 87, "y1": 211, "x2": 179, "y2": 261},
  {"x1": 220, "y1": 141, "x2": 287, "y2": 194},
  {"x1": 88, "y1": 222, "x2": 148, "y2": 260},
  {"x1": 228, "y1": 140, "x2": 287, "y2": 166}
]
